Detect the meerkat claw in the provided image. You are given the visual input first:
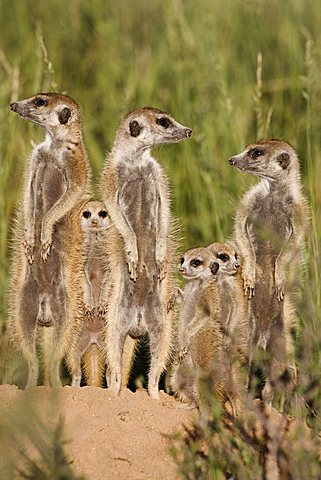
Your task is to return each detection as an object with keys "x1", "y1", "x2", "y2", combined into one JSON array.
[
  {"x1": 157, "y1": 261, "x2": 166, "y2": 281},
  {"x1": 23, "y1": 242, "x2": 34, "y2": 265},
  {"x1": 178, "y1": 345, "x2": 189, "y2": 362},
  {"x1": 98, "y1": 305, "x2": 107, "y2": 317},
  {"x1": 41, "y1": 240, "x2": 52, "y2": 261}
]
